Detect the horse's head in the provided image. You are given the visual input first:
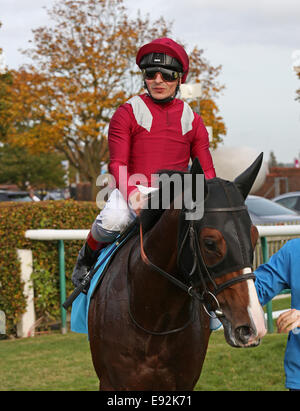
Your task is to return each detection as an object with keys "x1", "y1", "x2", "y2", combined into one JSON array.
[{"x1": 179, "y1": 154, "x2": 266, "y2": 347}]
